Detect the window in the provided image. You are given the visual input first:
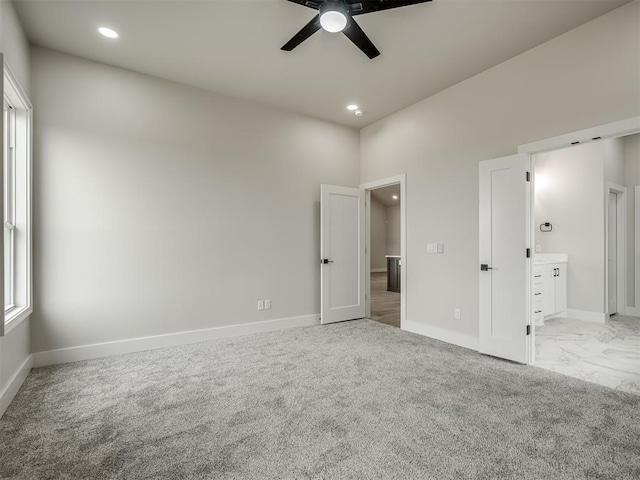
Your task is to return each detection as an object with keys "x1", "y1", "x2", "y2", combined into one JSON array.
[
  {"x1": 4, "y1": 102, "x2": 16, "y2": 312},
  {"x1": 1, "y1": 65, "x2": 32, "y2": 335}
]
